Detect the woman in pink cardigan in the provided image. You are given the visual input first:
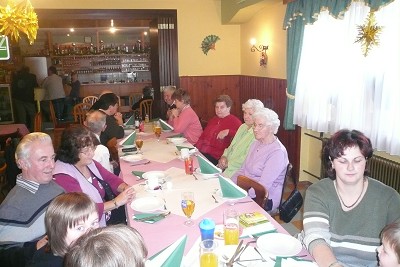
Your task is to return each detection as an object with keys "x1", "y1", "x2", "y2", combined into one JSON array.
[{"x1": 169, "y1": 88, "x2": 203, "y2": 144}]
